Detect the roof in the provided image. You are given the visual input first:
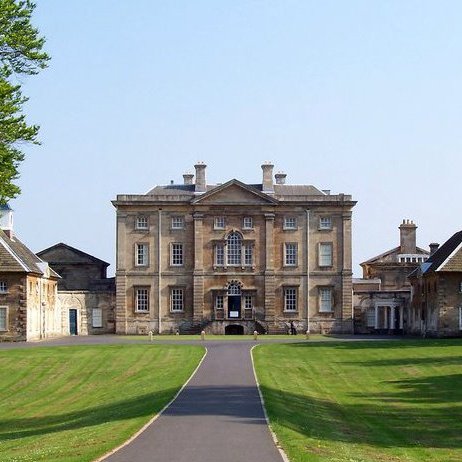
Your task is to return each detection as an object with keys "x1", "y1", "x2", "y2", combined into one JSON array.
[
  {"x1": 37, "y1": 243, "x2": 110, "y2": 267},
  {"x1": 0, "y1": 230, "x2": 60, "y2": 278},
  {"x1": 361, "y1": 246, "x2": 429, "y2": 266},
  {"x1": 417, "y1": 231, "x2": 462, "y2": 274}
]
